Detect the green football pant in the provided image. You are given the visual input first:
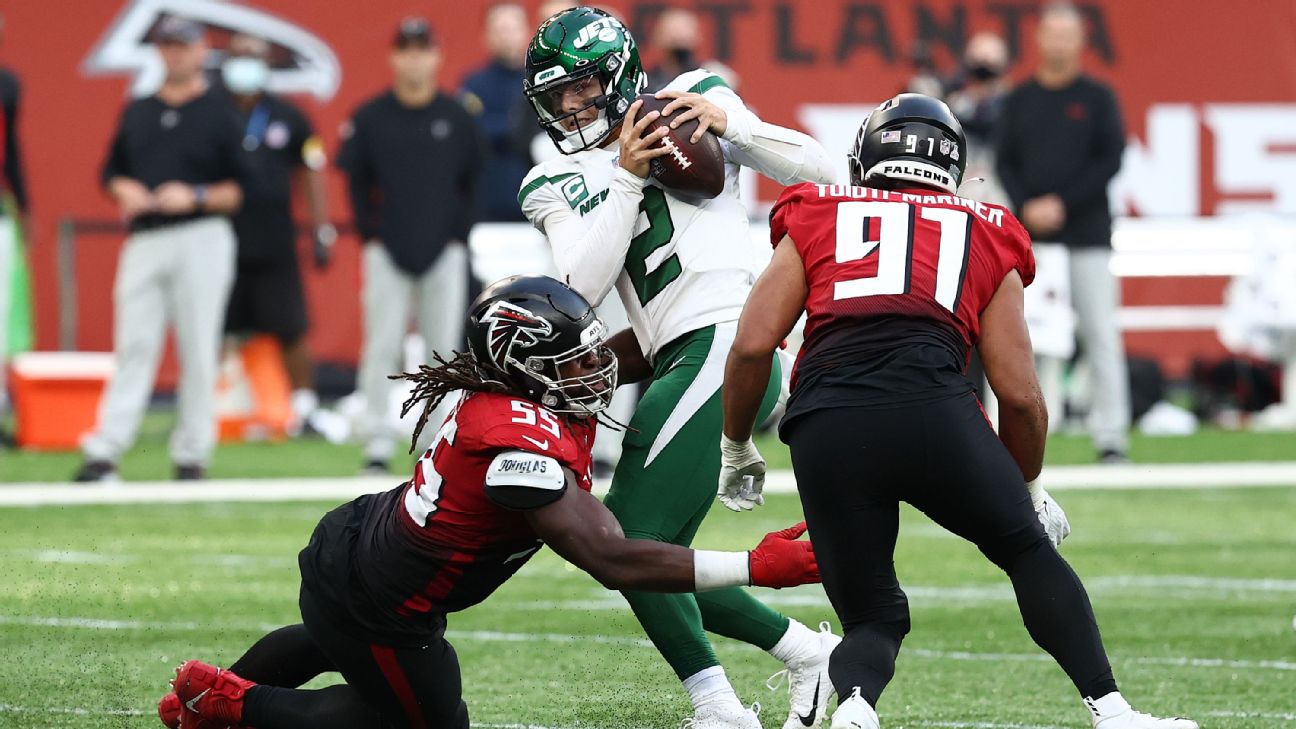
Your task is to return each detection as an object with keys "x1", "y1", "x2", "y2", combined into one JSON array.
[{"x1": 603, "y1": 323, "x2": 789, "y2": 680}]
